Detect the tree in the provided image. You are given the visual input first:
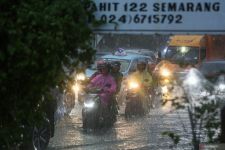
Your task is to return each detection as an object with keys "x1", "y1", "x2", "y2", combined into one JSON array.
[{"x1": 0, "y1": 0, "x2": 96, "y2": 148}]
